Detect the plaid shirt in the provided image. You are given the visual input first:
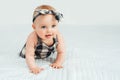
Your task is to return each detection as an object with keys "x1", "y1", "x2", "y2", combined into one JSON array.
[{"x1": 19, "y1": 37, "x2": 58, "y2": 59}]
